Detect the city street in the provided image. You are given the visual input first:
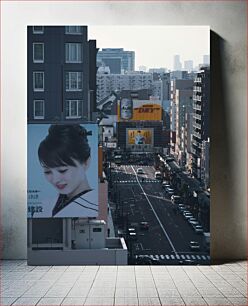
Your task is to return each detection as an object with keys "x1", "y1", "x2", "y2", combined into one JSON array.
[{"x1": 109, "y1": 163, "x2": 210, "y2": 265}]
